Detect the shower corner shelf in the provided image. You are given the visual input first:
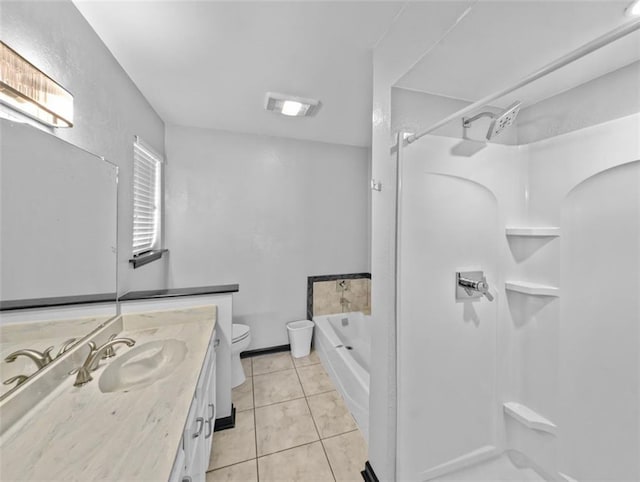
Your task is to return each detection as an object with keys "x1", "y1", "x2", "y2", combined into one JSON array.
[
  {"x1": 505, "y1": 227, "x2": 560, "y2": 237},
  {"x1": 503, "y1": 402, "x2": 557, "y2": 435},
  {"x1": 505, "y1": 281, "x2": 559, "y2": 297}
]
